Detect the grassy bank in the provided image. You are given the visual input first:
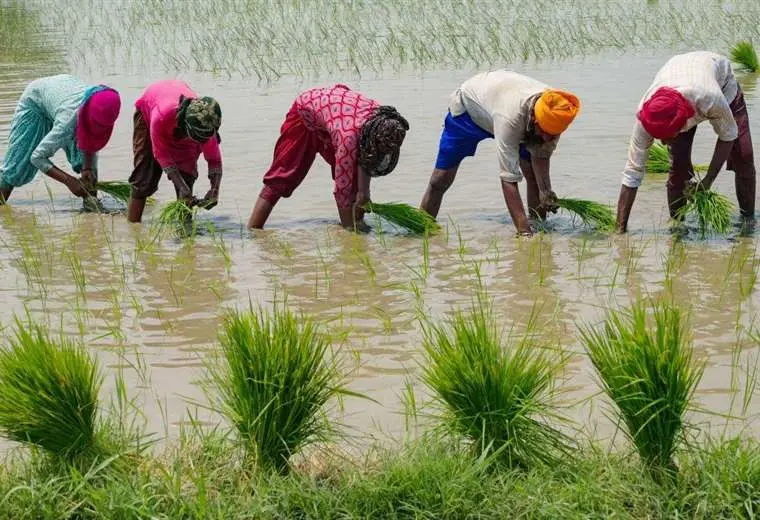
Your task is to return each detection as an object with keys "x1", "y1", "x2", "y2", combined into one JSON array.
[{"x1": 0, "y1": 432, "x2": 758, "y2": 518}]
